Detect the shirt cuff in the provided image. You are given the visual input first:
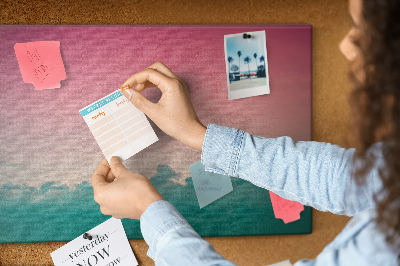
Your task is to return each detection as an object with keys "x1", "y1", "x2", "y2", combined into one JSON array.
[
  {"x1": 201, "y1": 123, "x2": 245, "y2": 176},
  {"x1": 140, "y1": 200, "x2": 193, "y2": 260}
]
